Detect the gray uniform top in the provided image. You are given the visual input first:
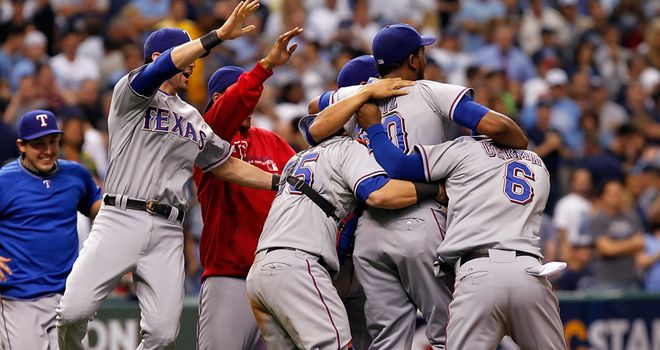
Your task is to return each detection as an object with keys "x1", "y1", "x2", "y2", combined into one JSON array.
[
  {"x1": 332, "y1": 80, "x2": 472, "y2": 217},
  {"x1": 414, "y1": 136, "x2": 549, "y2": 263},
  {"x1": 256, "y1": 136, "x2": 387, "y2": 273},
  {"x1": 104, "y1": 67, "x2": 232, "y2": 209}
]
